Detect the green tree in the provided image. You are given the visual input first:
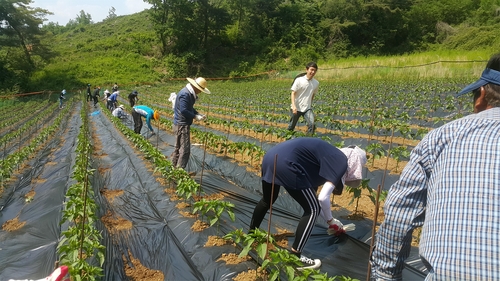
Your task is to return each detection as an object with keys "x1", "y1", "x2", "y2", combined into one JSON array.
[
  {"x1": 107, "y1": 6, "x2": 117, "y2": 20},
  {"x1": 0, "y1": 0, "x2": 51, "y2": 90}
]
